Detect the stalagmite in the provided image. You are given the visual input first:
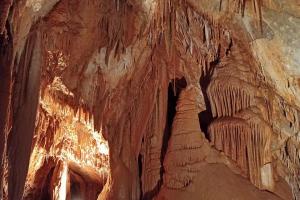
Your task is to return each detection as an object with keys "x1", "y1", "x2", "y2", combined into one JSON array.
[{"x1": 163, "y1": 86, "x2": 206, "y2": 190}]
